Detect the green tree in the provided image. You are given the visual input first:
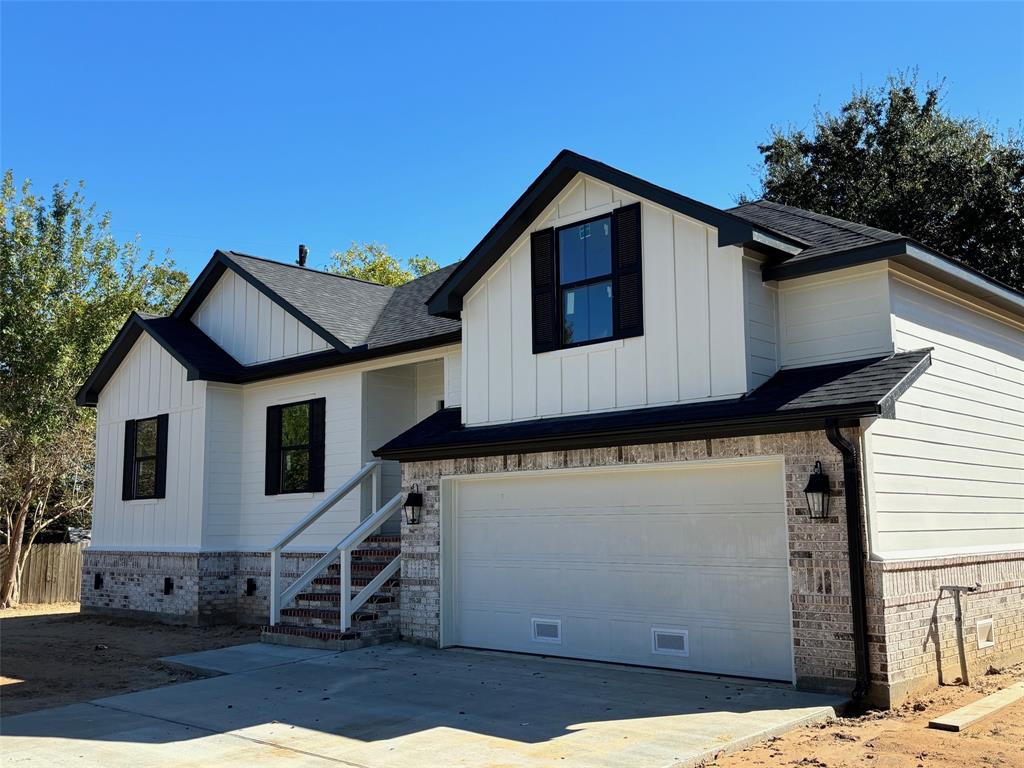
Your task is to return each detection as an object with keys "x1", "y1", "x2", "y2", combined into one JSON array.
[
  {"x1": 327, "y1": 241, "x2": 439, "y2": 286},
  {"x1": 0, "y1": 172, "x2": 188, "y2": 606},
  {"x1": 744, "y1": 73, "x2": 1024, "y2": 289}
]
